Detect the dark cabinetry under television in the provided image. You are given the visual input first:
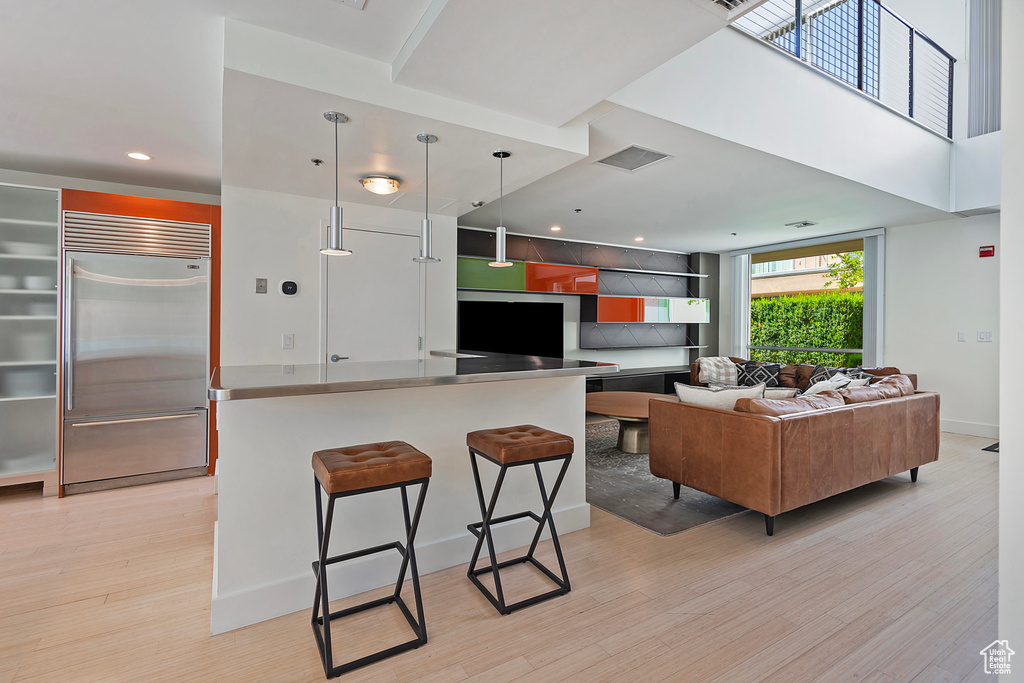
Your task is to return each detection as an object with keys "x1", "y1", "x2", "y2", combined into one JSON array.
[
  {"x1": 585, "y1": 370, "x2": 690, "y2": 394},
  {"x1": 457, "y1": 300, "x2": 564, "y2": 359}
]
